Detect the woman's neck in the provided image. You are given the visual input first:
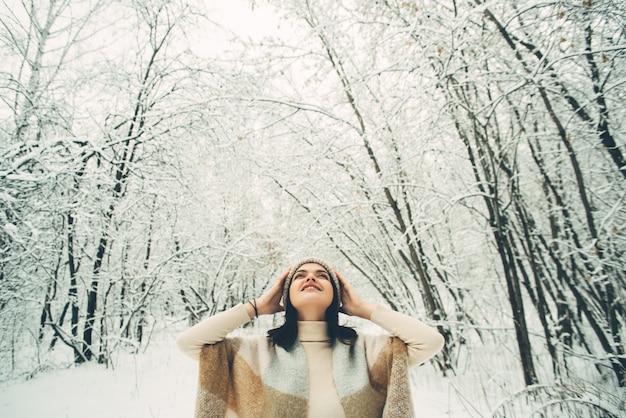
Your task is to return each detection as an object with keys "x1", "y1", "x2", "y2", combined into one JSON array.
[
  {"x1": 296, "y1": 308, "x2": 326, "y2": 321},
  {"x1": 297, "y1": 320, "x2": 330, "y2": 342}
]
